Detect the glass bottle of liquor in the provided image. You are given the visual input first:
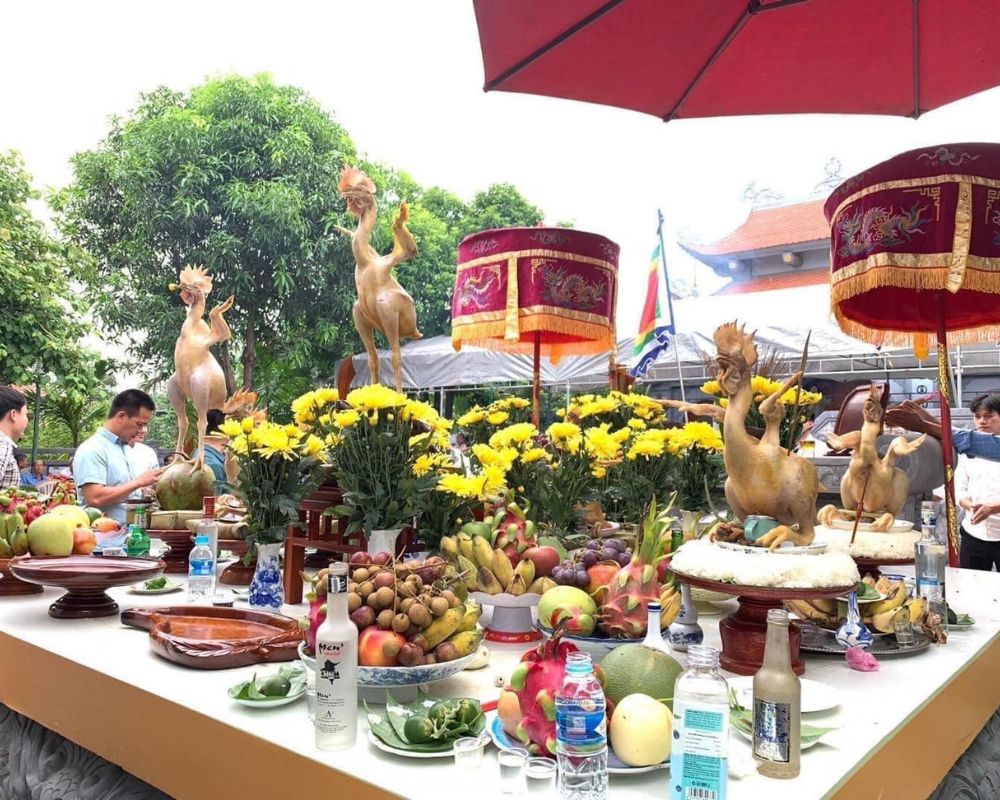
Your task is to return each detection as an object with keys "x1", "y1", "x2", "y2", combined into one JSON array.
[
  {"x1": 752, "y1": 608, "x2": 800, "y2": 778},
  {"x1": 314, "y1": 563, "x2": 358, "y2": 750}
]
